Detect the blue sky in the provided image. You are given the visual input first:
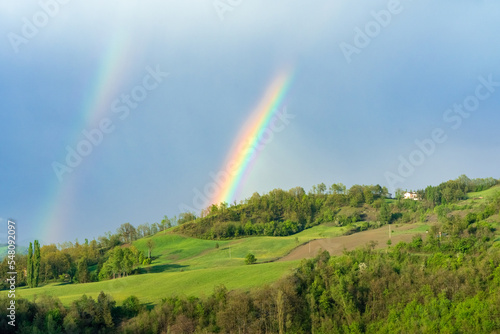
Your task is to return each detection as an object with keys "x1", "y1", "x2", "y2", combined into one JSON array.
[{"x1": 1, "y1": 0, "x2": 499, "y2": 245}]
